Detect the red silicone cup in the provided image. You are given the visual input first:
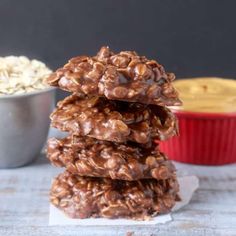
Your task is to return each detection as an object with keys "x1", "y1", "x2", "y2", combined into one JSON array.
[{"x1": 159, "y1": 110, "x2": 236, "y2": 165}]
